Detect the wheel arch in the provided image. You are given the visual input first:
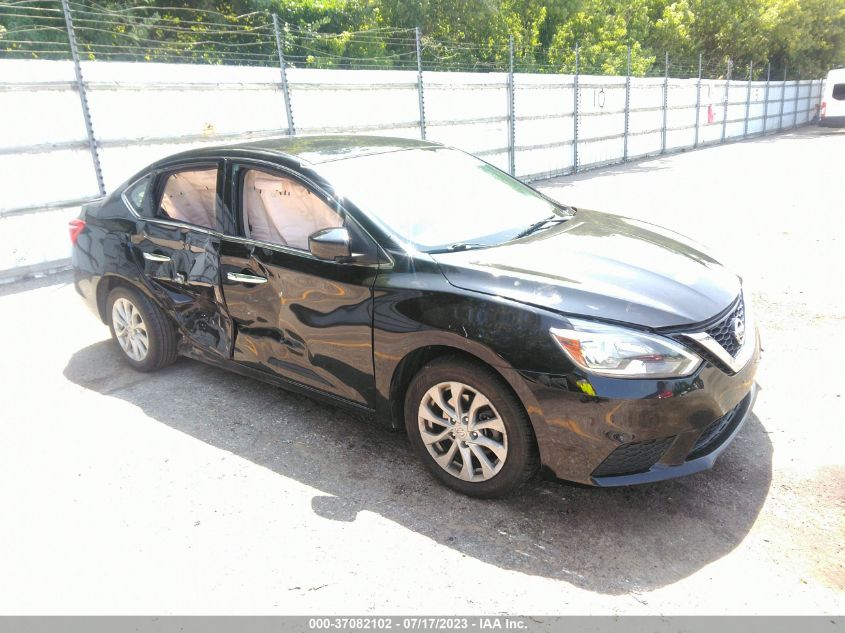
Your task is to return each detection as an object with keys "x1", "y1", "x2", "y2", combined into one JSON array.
[
  {"x1": 95, "y1": 274, "x2": 158, "y2": 324},
  {"x1": 386, "y1": 344, "x2": 545, "y2": 440}
]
